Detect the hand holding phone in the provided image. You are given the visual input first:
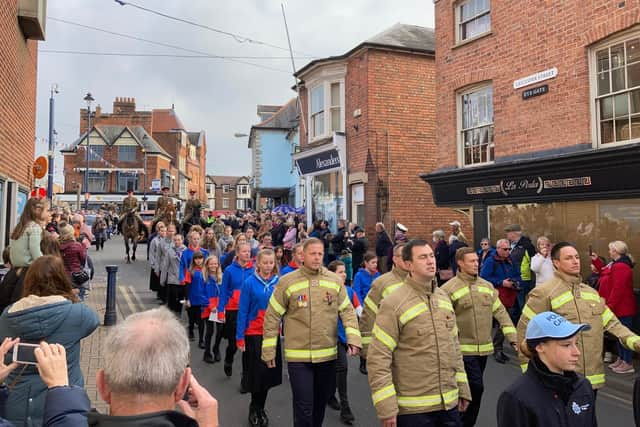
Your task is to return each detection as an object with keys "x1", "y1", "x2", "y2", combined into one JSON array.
[
  {"x1": 0, "y1": 338, "x2": 19, "y2": 383},
  {"x1": 13, "y1": 342, "x2": 39, "y2": 365},
  {"x1": 34, "y1": 342, "x2": 69, "y2": 388},
  {"x1": 177, "y1": 373, "x2": 219, "y2": 427}
]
